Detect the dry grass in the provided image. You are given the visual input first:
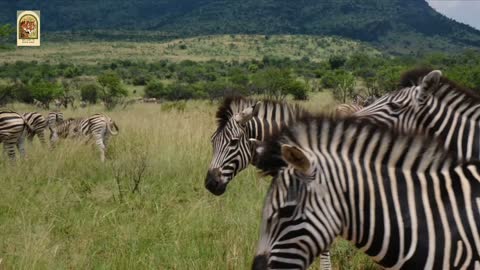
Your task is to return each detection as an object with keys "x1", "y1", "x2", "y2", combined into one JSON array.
[
  {"x1": 0, "y1": 35, "x2": 380, "y2": 65},
  {"x1": 0, "y1": 95, "x2": 377, "y2": 269}
]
